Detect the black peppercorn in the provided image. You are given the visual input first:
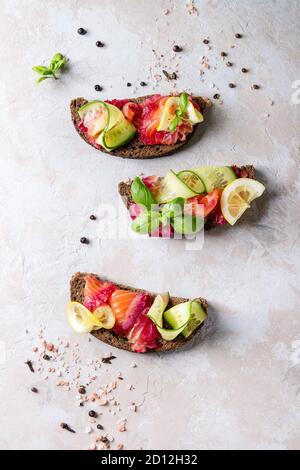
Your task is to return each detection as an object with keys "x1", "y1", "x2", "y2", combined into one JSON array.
[
  {"x1": 97, "y1": 424, "x2": 104, "y2": 430},
  {"x1": 221, "y1": 52, "x2": 227, "y2": 57},
  {"x1": 94, "y1": 85, "x2": 102, "y2": 92},
  {"x1": 43, "y1": 354, "x2": 51, "y2": 361},
  {"x1": 203, "y1": 39, "x2": 209, "y2": 44},
  {"x1": 229, "y1": 83, "x2": 236, "y2": 88},
  {"x1": 242, "y1": 68, "x2": 248, "y2": 73},
  {"x1": 127, "y1": 82, "x2": 132, "y2": 87},
  {"x1": 173, "y1": 45, "x2": 182, "y2": 52},
  {"x1": 80, "y1": 237, "x2": 89, "y2": 244},
  {"x1": 226, "y1": 61, "x2": 233, "y2": 67},
  {"x1": 96, "y1": 41, "x2": 104, "y2": 47},
  {"x1": 89, "y1": 410, "x2": 97, "y2": 418},
  {"x1": 252, "y1": 84, "x2": 260, "y2": 90},
  {"x1": 213, "y1": 93, "x2": 220, "y2": 100},
  {"x1": 78, "y1": 28, "x2": 87, "y2": 35},
  {"x1": 78, "y1": 386, "x2": 86, "y2": 394},
  {"x1": 31, "y1": 387, "x2": 38, "y2": 393},
  {"x1": 89, "y1": 215, "x2": 96, "y2": 221},
  {"x1": 235, "y1": 33, "x2": 242, "y2": 39},
  {"x1": 140, "y1": 81, "x2": 147, "y2": 87}
]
